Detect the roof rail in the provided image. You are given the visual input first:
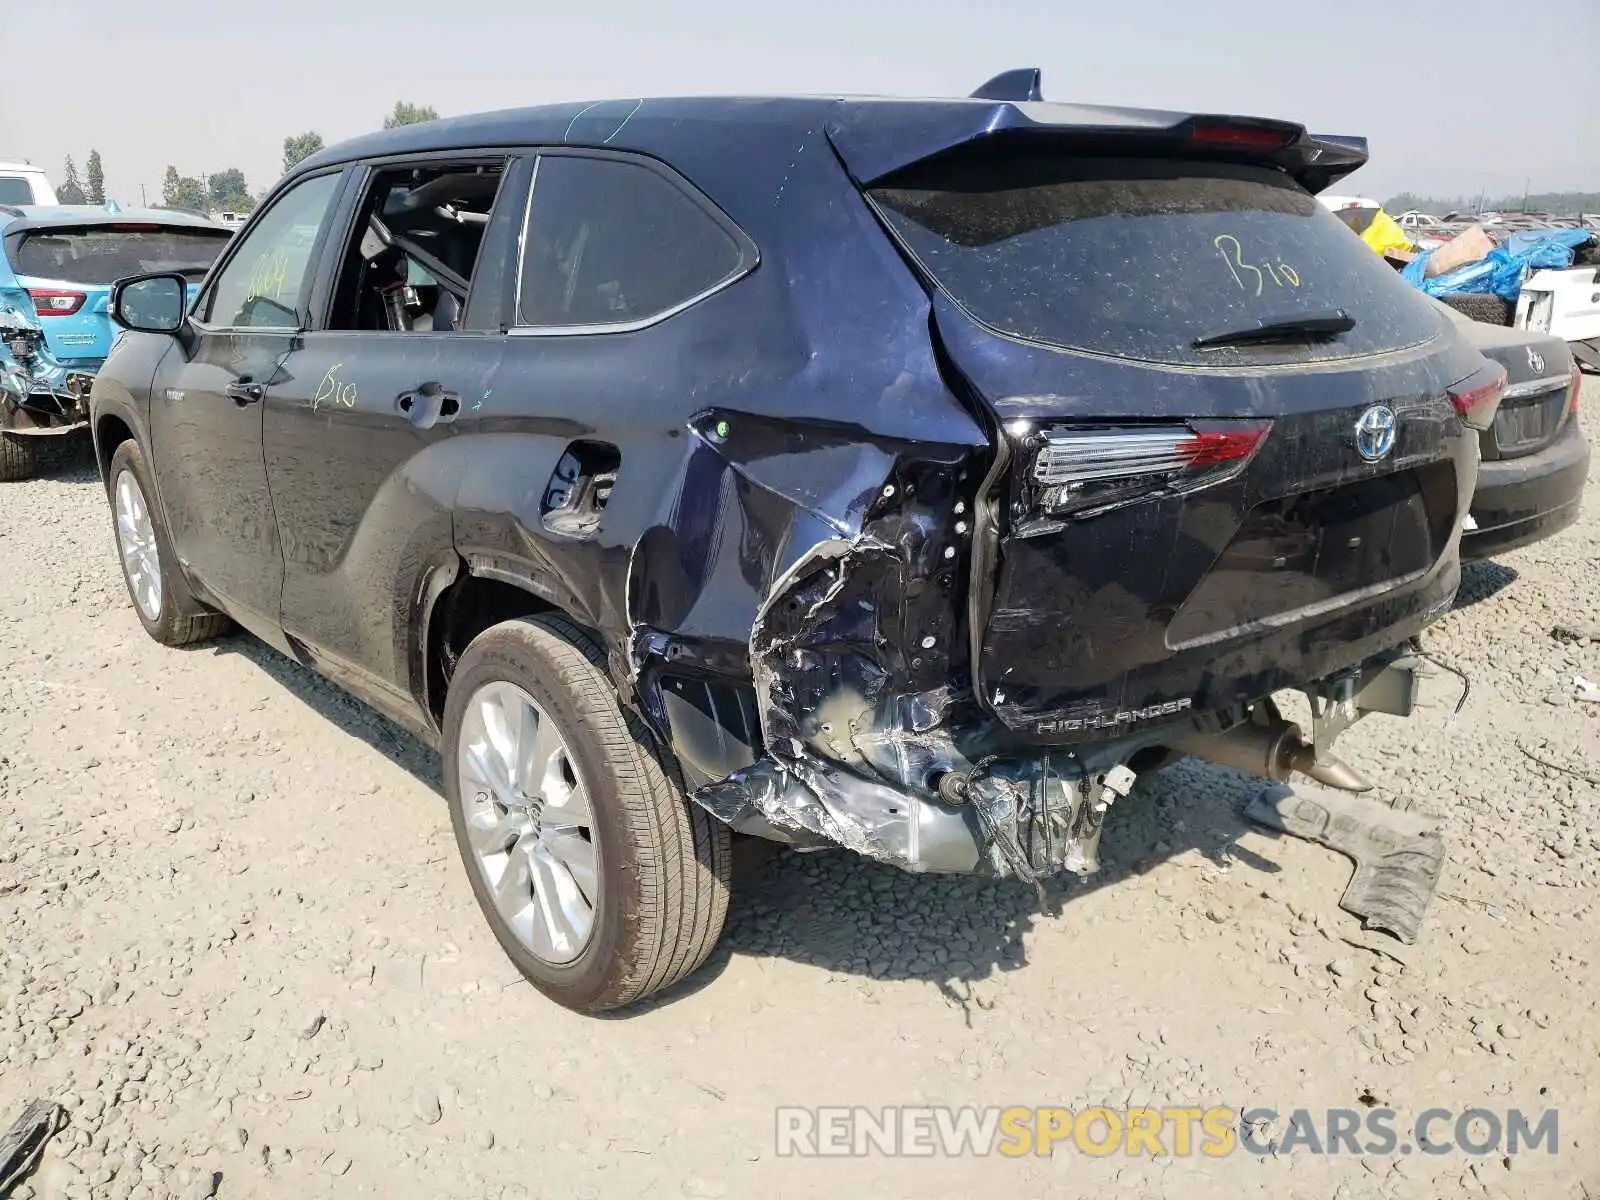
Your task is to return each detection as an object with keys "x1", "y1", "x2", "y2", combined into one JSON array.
[
  {"x1": 970, "y1": 68, "x2": 1043, "y2": 103},
  {"x1": 0, "y1": 205, "x2": 25, "y2": 218}
]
